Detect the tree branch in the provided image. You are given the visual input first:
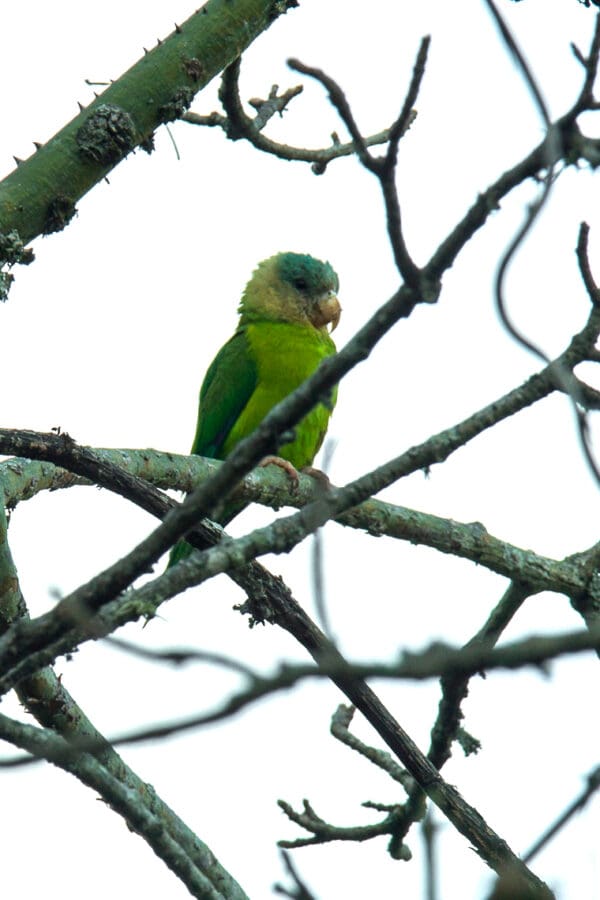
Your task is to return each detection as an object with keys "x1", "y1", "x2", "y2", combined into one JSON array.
[
  {"x1": 0, "y1": 0, "x2": 295, "y2": 265},
  {"x1": 0, "y1": 710, "x2": 248, "y2": 900},
  {"x1": 184, "y1": 56, "x2": 407, "y2": 175}
]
